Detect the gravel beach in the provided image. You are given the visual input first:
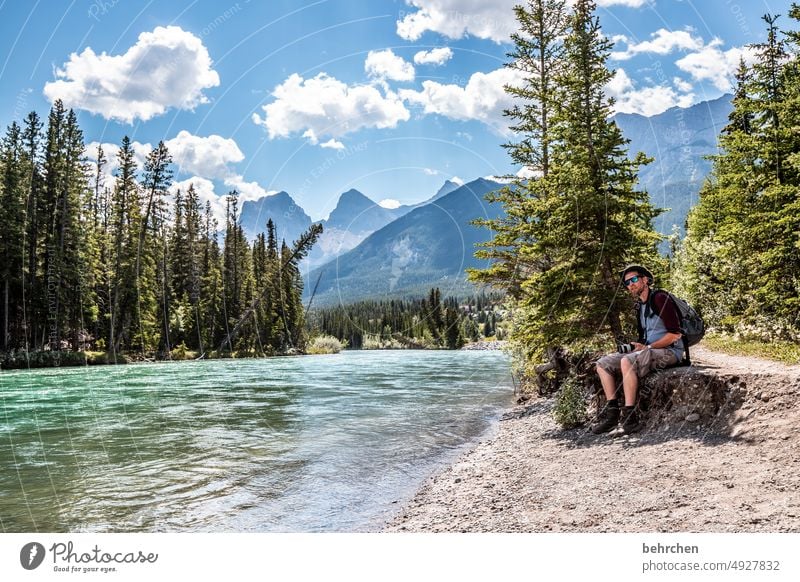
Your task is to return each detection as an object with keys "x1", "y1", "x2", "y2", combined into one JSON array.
[{"x1": 385, "y1": 347, "x2": 800, "y2": 532}]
